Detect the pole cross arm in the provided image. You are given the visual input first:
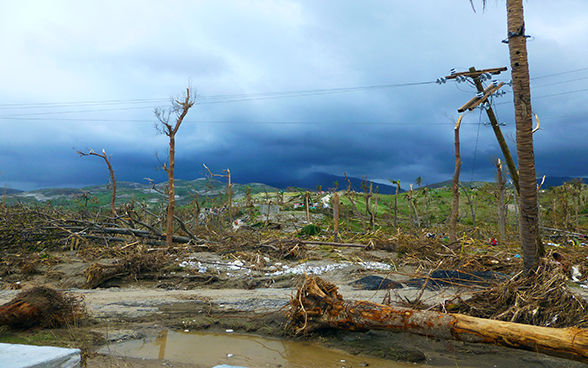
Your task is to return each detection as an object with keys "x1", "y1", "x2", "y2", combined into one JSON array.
[
  {"x1": 458, "y1": 82, "x2": 505, "y2": 113},
  {"x1": 445, "y1": 67, "x2": 507, "y2": 80}
]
